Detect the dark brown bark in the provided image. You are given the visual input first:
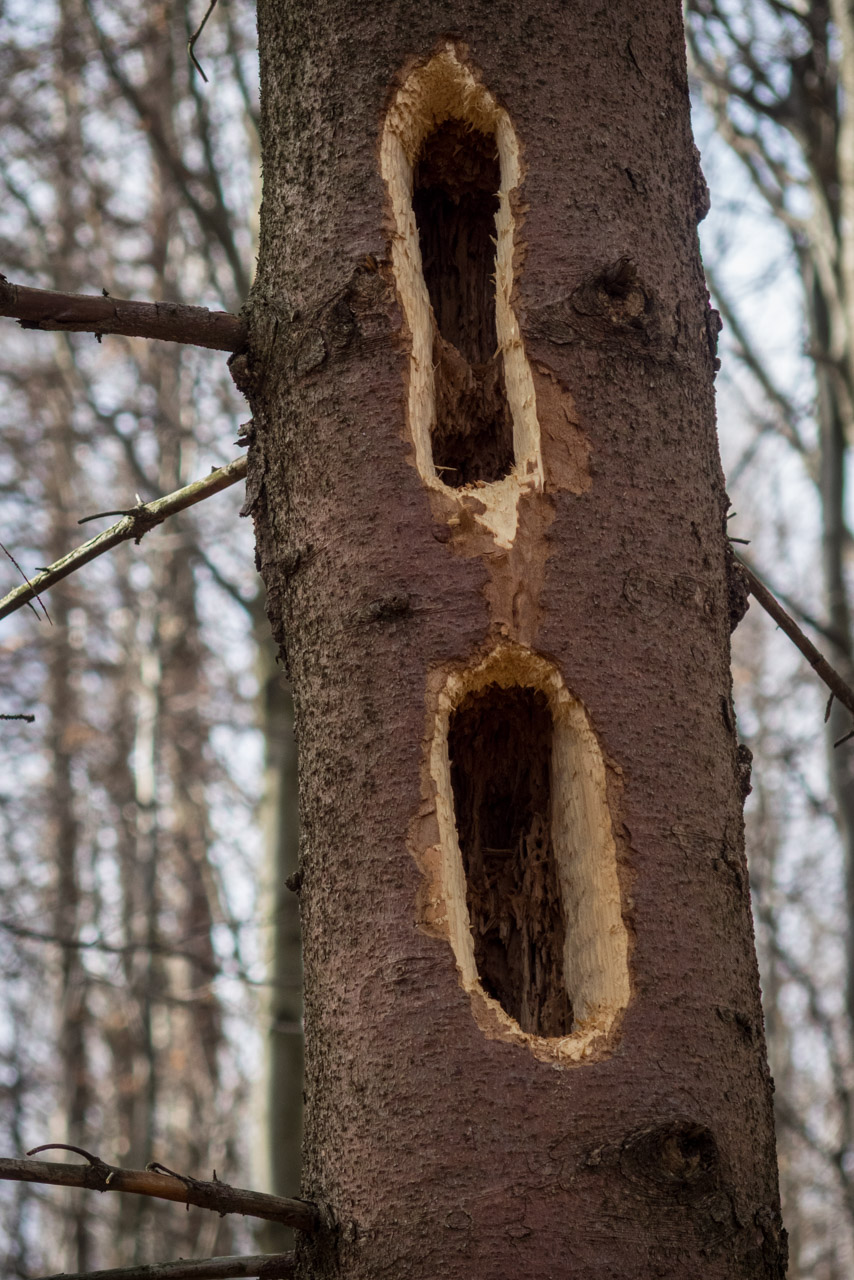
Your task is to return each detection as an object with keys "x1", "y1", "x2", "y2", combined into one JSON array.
[
  {"x1": 246, "y1": 2, "x2": 785, "y2": 1276},
  {"x1": 0, "y1": 278, "x2": 245, "y2": 351}
]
